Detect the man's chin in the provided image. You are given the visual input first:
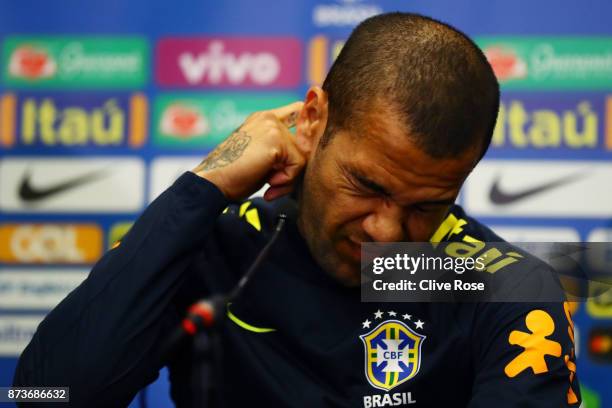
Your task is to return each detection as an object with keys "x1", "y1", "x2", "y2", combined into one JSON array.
[
  {"x1": 327, "y1": 260, "x2": 361, "y2": 287},
  {"x1": 306, "y1": 239, "x2": 362, "y2": 287}
]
